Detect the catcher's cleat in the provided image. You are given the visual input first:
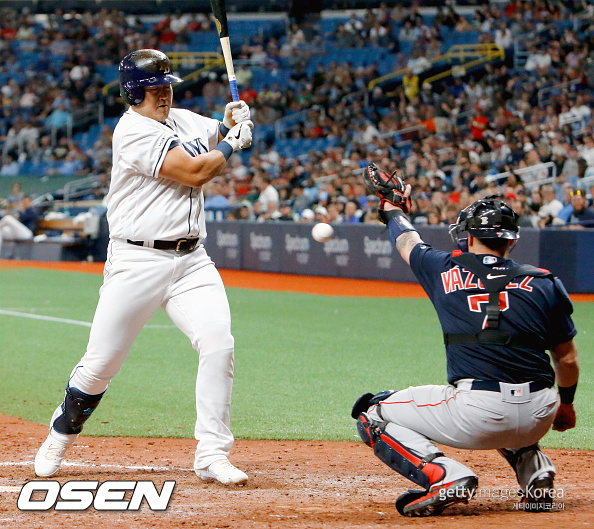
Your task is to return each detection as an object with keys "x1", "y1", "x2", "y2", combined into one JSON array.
[
  {"x1": 396, "y1": 476, "x2": 478, "y2": 517},
  {"x1": 521, "y1": 471, "x2": 555, "y2": 512}
]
